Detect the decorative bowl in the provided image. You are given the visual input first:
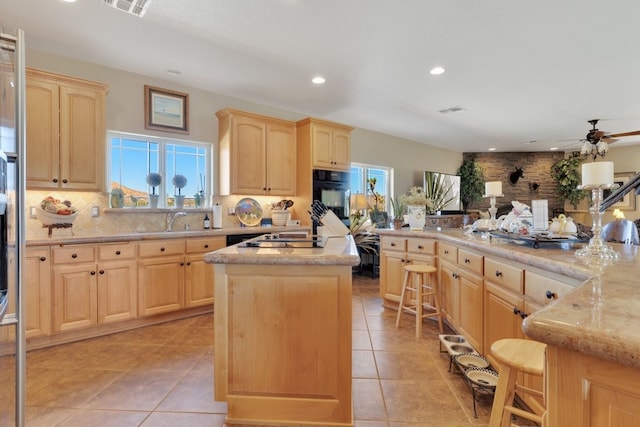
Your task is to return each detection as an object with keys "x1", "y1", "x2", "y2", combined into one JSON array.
[{"x1": 35, "y1": 208, "x2": 79, "y2": 226}]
